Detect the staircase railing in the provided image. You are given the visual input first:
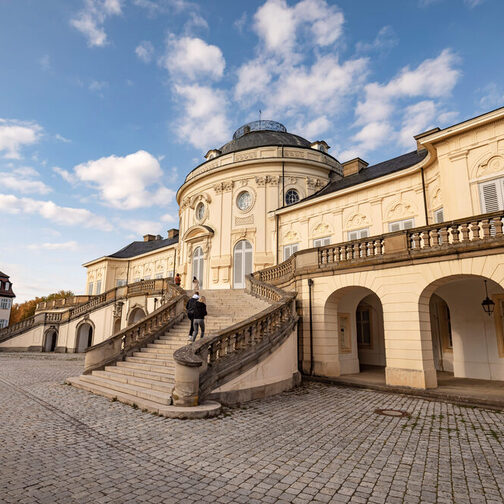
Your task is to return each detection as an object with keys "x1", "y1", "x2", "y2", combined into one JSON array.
[
  {"x1": 83, "y1": 283, "x2": 188, "y2": 374},
  {"x1": 172, "y1": 275, "x2": 297, "y2": 406},
  {"x1": 0, "y1": 277, "x2": 176, "y2": 344}
]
